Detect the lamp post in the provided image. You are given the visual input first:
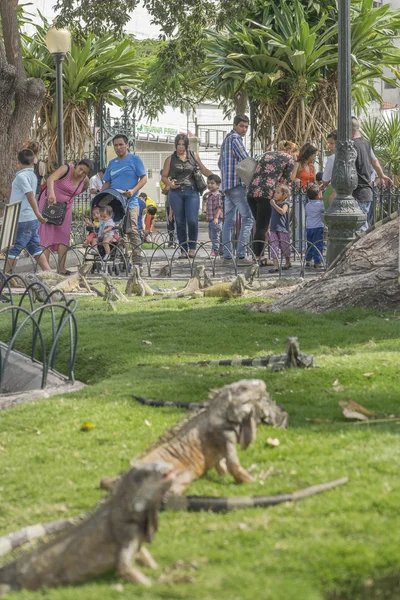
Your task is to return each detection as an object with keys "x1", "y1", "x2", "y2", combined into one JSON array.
[
  {"x1": 45, "y1": 24, "x2": 71, "y2": 167},
  {"x1": 324, "y1": 0, "x2": 364, "y2": 265}
]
